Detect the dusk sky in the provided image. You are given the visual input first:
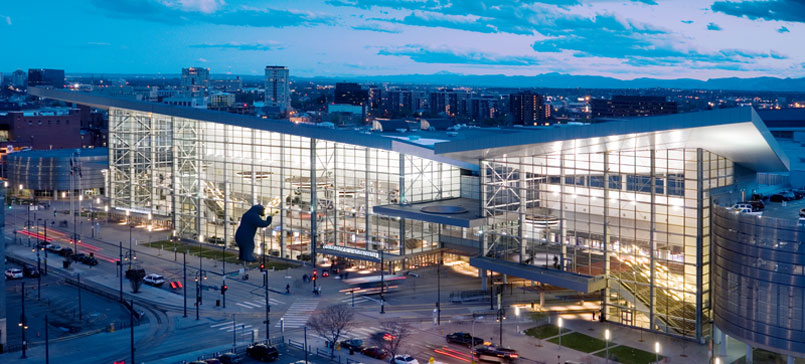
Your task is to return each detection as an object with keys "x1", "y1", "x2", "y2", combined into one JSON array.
[{"x1": 2, "y1": 0, "x2": 804, "y2": 80}]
